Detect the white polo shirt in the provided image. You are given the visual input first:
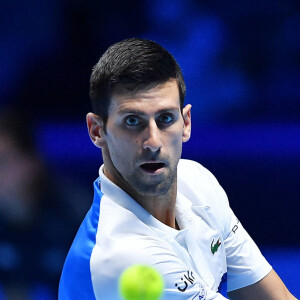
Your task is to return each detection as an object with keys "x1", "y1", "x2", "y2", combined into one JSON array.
[{"x1": 59, "y1": 159, "x2": 272, "y2": 299}]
